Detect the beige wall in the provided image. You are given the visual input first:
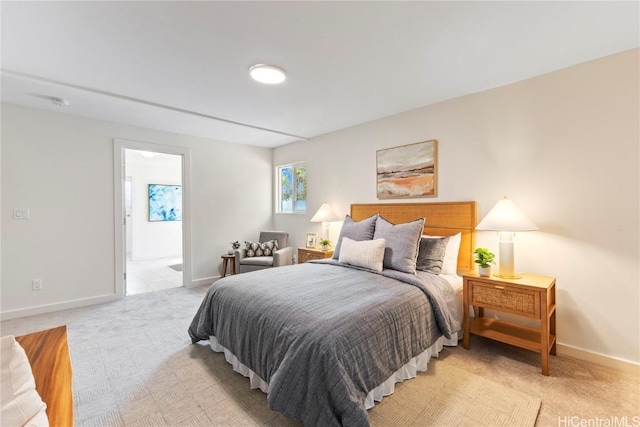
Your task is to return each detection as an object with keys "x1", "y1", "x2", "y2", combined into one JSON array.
[
  {"x1": 274, "y1": 49, "x2": 640, "y2": 364},
  {"x1": 1, "y1": 104, "x2": 273, "y2": 317}
]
